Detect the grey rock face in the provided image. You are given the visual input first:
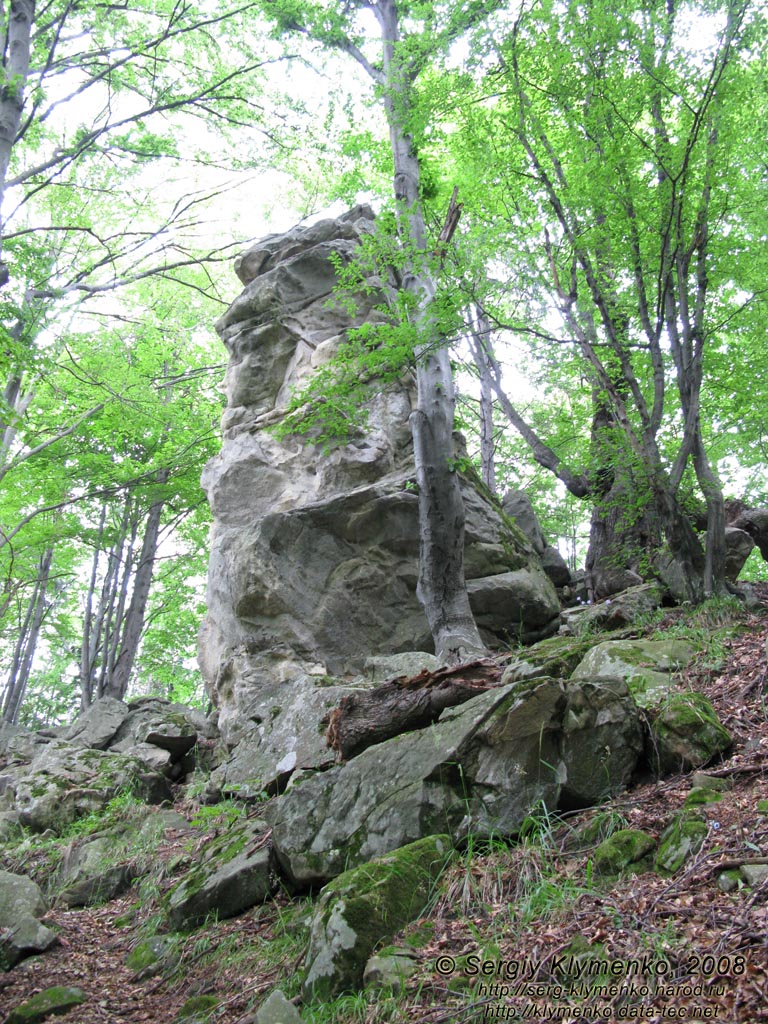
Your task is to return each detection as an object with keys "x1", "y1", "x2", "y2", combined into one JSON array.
[
  {"x1": 63, "y1": 697, "x2": 129, "y2": 749},
  {"x1": 9, "y1": 742, "x2": 172, "y2": 833},
  {"x1": 200, "y1": 208, "x2": 560, "y2": 758},
  {"x1": 0, "y1": 870, "x2": 58, "y2": 968},
  {"x1": 166, "y1": 819, "x2": 272, "y2": 930},
  {"x1": 270, "y1": 676, "x2": 641, "y2": 886},
  {"x1": 302, "y1": 834, "x2": 452, "y2": 1002}
]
